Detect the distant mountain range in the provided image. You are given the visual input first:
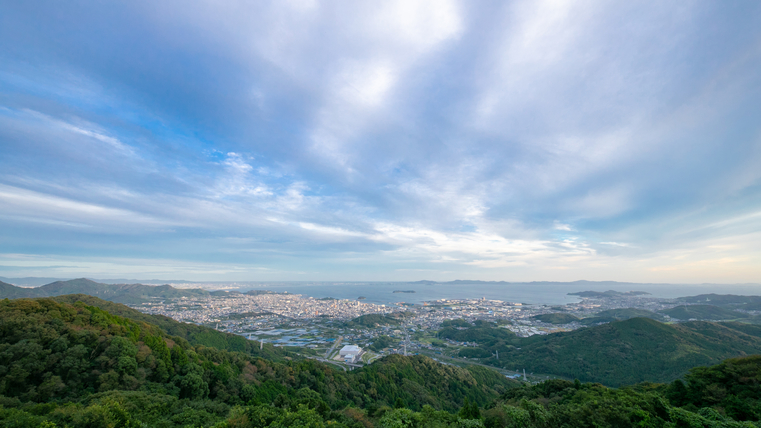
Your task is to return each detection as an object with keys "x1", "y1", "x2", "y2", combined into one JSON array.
[
  {"x1": 0, "y1": 276, "x2": 202, "y2": 287},
  {"x1": 0, "y1": 278, "x2": 208, "y2": 304}
]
